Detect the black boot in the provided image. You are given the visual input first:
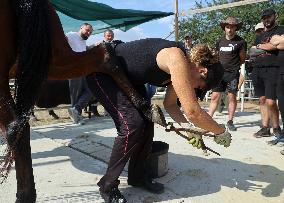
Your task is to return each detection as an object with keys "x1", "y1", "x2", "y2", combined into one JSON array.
[
  {"x1": 48, "y1": 110, "x2": 59, "y2": 119},
  {"x1": 100, "y1": 187, "x2": 127, "y2": 203},
  {"x1": 128, "y1": 177, "x2": 164, "y2": 194}
]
